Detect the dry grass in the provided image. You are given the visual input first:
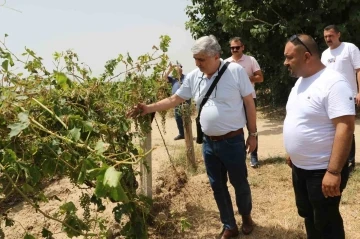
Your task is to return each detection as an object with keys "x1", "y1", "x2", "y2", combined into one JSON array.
[{"x1": 151, "y1": 153, "x2": 360, "y2": 239}]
